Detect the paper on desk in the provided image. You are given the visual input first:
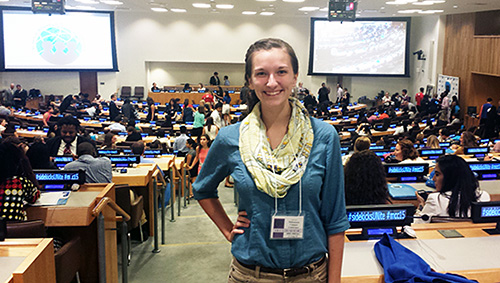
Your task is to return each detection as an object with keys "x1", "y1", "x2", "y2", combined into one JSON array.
[{"x1": 32, "y1": 191, "x2": 71, "y2": 206}]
